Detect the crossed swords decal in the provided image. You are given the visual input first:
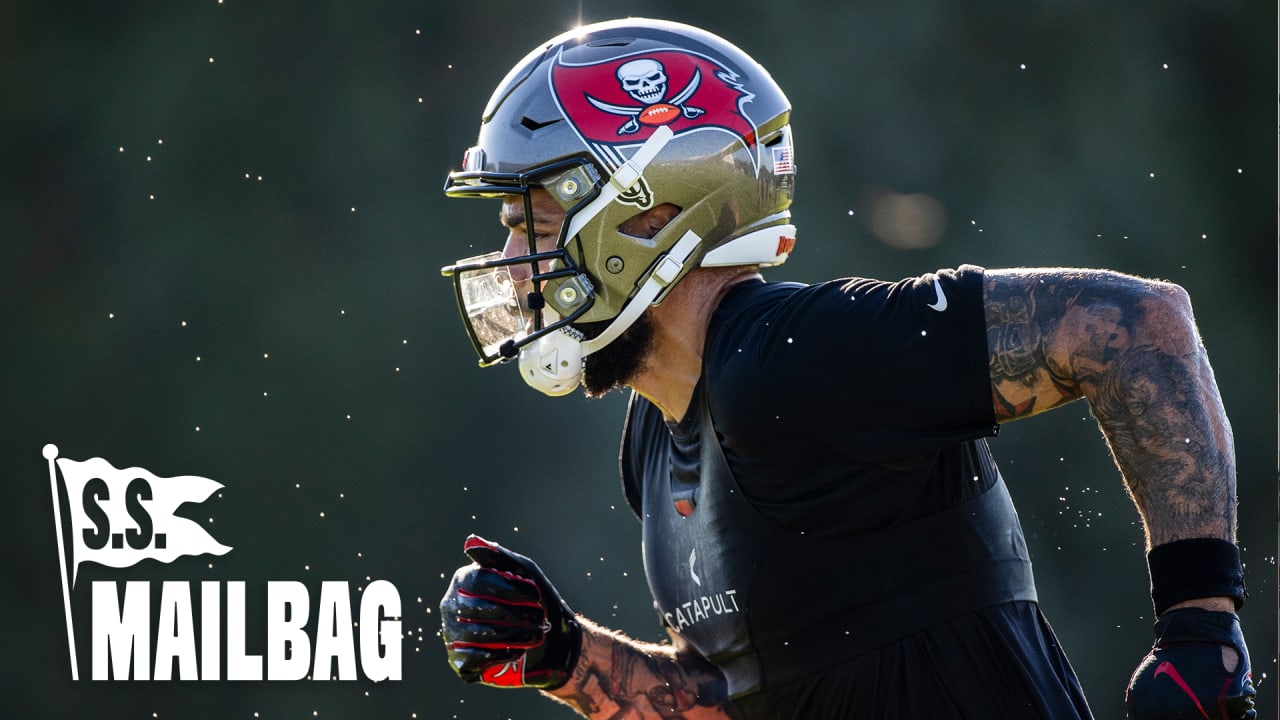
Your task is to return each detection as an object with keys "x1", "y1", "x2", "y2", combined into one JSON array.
[{"x1": 586, "y1": 65, "x2": 706, "y2": 135}]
